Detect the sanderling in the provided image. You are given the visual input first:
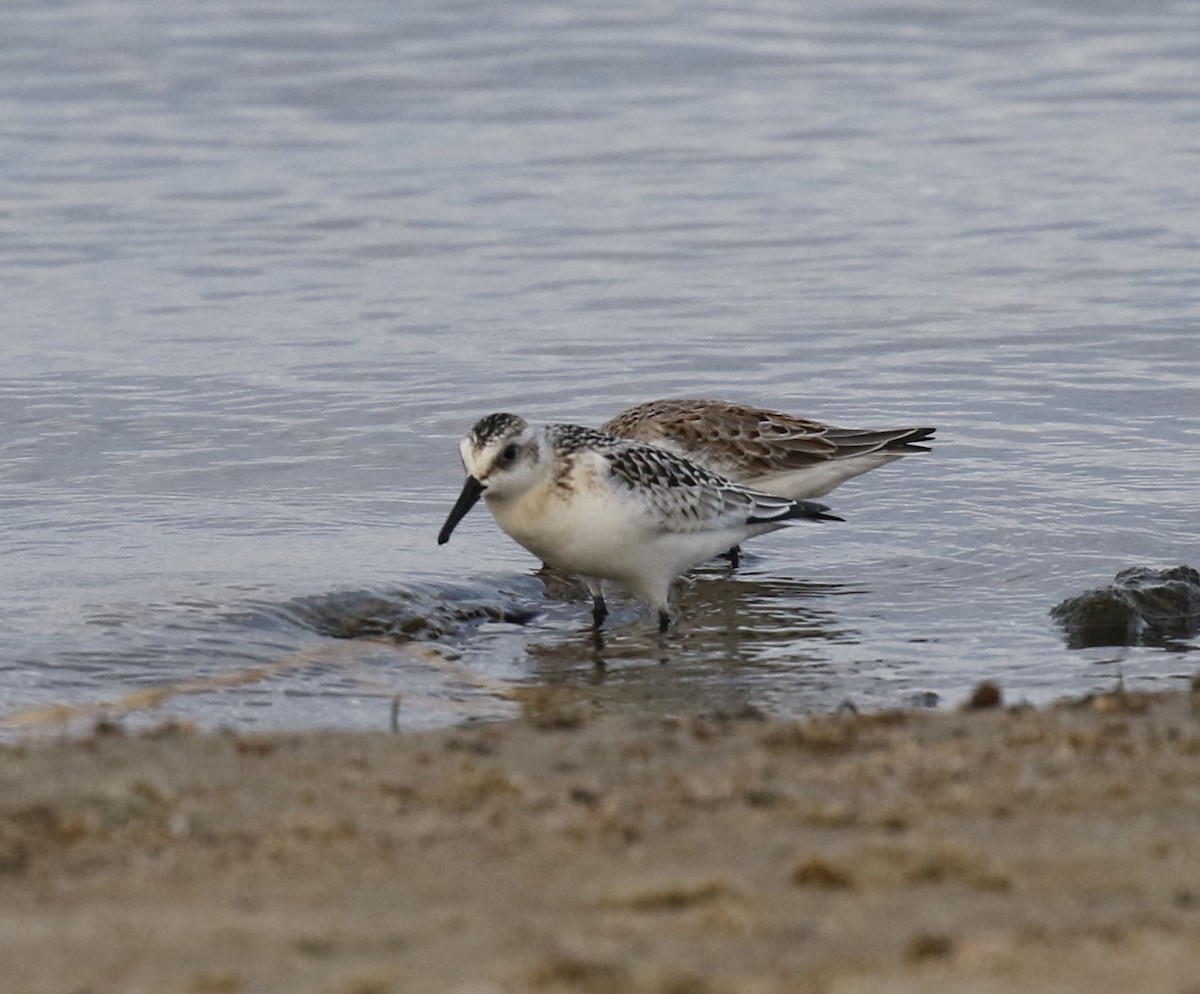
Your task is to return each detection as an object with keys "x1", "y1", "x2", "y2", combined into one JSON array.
[
  {"x1": 604, "y1": 399, "x2": 936, "y2": 499},
  {"x1": 437, "y1": 413, "x2": 842, "y2": 631},
  {"x1": 604, "y1": 398, "x2": 934, "y2": 566}
]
